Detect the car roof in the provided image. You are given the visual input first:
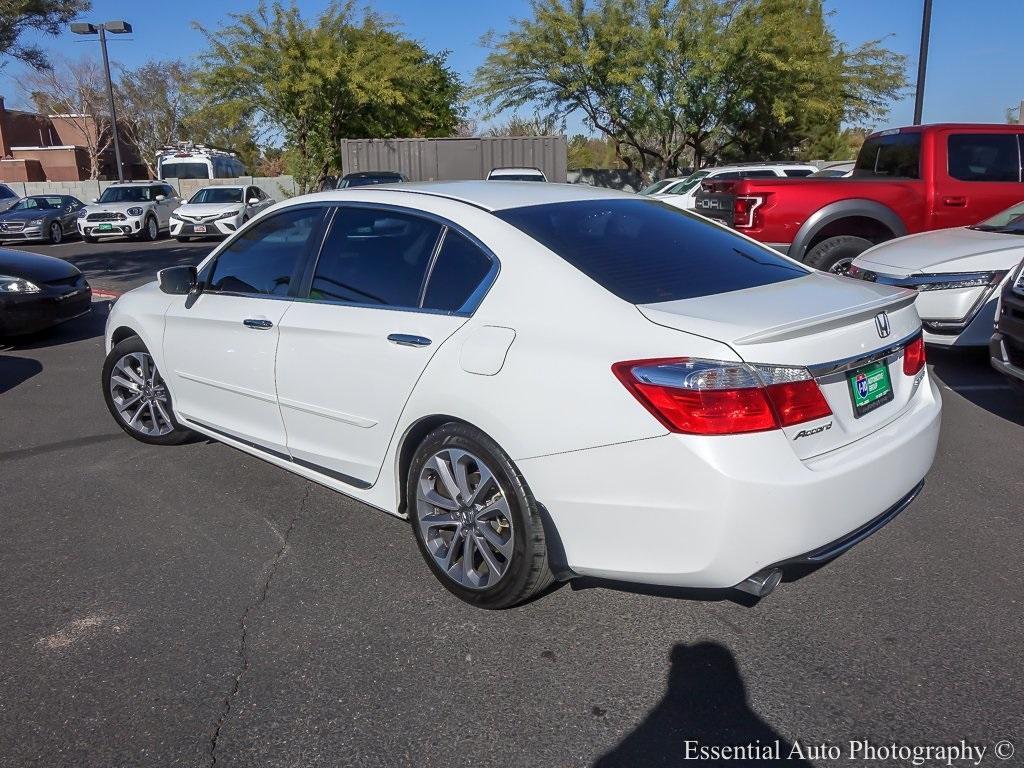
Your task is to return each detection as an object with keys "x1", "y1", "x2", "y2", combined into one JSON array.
[
  {"x1": 107, "y1": 181, "x2": 163, "y2": 186},
  {"x1": 343, "y1": 171, "x2": 403, "y2": 178},
  {"x1": 192, "y1": 185, "x2": 245, "y2": 191},
  {"x1": 294, "y1": 180, "x2": 634, "y2": 212}
]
